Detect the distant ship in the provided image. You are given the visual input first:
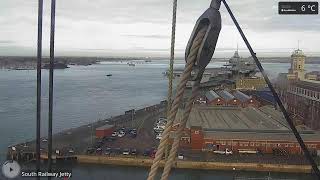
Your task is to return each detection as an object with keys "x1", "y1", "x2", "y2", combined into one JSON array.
[
  {"x1": 128, "y1": 62, "x2": 135, "y2": 67},
  {"x1": 106, "y1": 74, "x2": 112, "y2": 77},
  {"x1": 145, "y1": 60, "x2": 152, "y2": 63},
  {"x1": 42, "y1": 62, "x2": 69, "y2": 69},
  {"x1": 13, "y1": 67, "x2": 35, "y2": 71},
  {"x1": 169, "y1": 49, "x2": 258, "y2": 80},
  {"x1": 223, "y1": 50, "x2": 258, "y2": 78}
]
